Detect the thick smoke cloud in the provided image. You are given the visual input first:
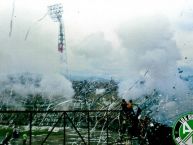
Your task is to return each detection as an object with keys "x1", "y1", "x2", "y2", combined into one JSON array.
[
  {"x1": 117, "y1": 16, "x2": 191, "y2": 125},
  {"x1": 0, "y1": 0, "x2": 192, "y2": 123},
  {"x1": 72, "y1": 32, "x2": 129, "y2": 77},
  {"x1": 3, "y1": 74, "x2": 73, "y2": 100},
  {"x1": 118, "y1": 16, "x2": 186, "y2": 97},
  {"x1": 73, "y1": 32, "x2": 116, "y2": 72},
  {"x1": 71, "y1": 16, "x2": 191, "y2": 124},
  {"x1": 0, "y1": 6, "x2": 74, "y2": 109}
]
